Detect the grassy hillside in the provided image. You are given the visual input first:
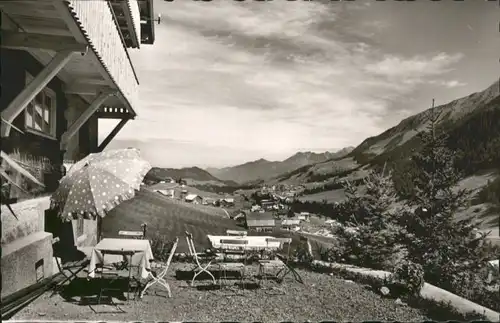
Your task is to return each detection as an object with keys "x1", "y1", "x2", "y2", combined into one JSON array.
[
  {"x1": 102, "y1": 188, "x2": 240, "y2": 253},
  {"x1": 102, "y1": 188, "x2": 331, "y2": 257}
]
